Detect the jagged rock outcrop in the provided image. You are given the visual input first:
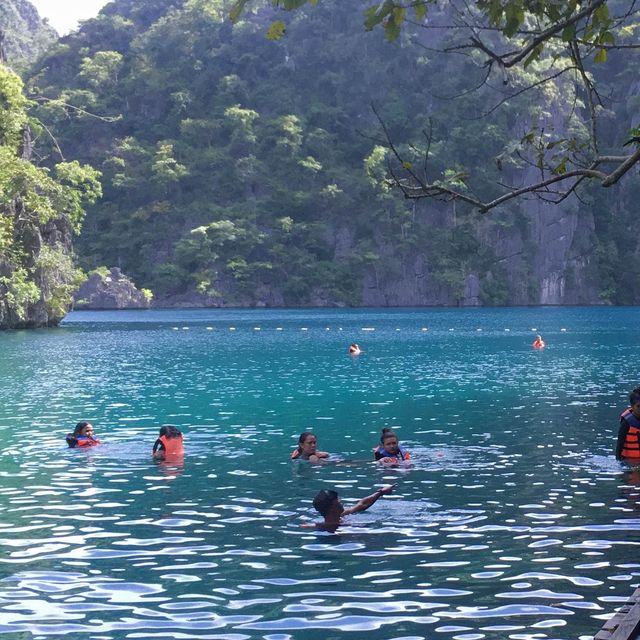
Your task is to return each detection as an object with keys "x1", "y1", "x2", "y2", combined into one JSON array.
[{"x1": 74, "y1": 268, "x2": 150, "y2": 310}]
